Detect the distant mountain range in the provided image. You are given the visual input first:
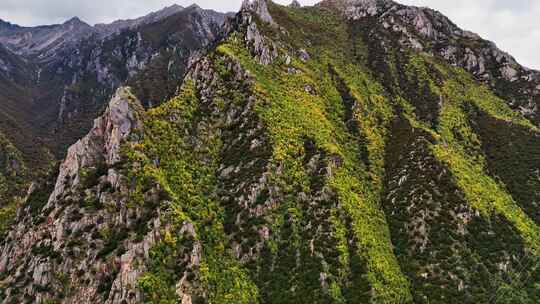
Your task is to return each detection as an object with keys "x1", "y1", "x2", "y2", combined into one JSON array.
[{"x1": 0, "y1": 4, "x2": 228, "y2": 170}]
